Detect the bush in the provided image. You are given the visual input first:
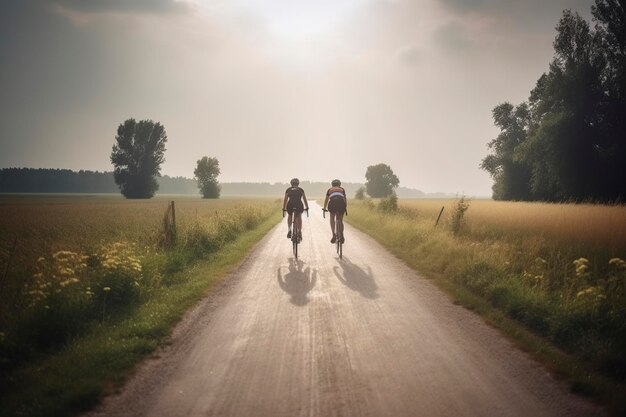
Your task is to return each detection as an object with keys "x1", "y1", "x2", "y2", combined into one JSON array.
[
  {"x1": 355, "y1": 186, "x2": 366, "y2": 200},
  {"x1": 450, "y1": 195, "x2": 470, "y2": 235},
  {"x1": 378, "y1": 192, "x2": 398, "y2": 213}
]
